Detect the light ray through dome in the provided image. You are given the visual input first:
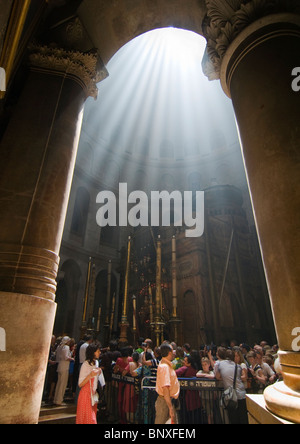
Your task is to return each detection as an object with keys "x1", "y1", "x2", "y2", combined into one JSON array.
[{"x1": 81, "y1": 27, "x2": 241, "y2": 191}]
